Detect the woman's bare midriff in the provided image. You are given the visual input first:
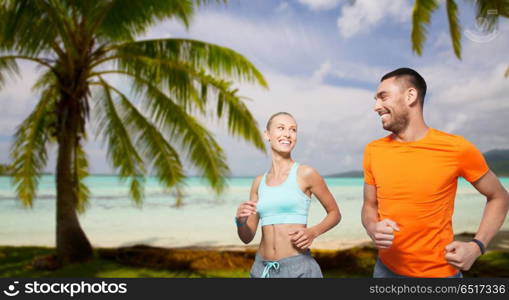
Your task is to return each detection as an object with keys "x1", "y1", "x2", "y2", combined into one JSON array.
[{"x1": 258, "y1": 223, "x2": 308, "y2": 260}]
